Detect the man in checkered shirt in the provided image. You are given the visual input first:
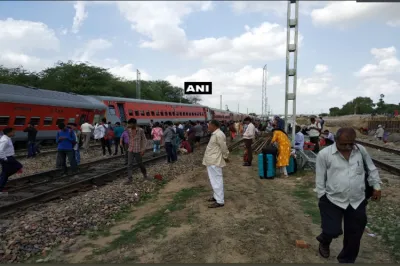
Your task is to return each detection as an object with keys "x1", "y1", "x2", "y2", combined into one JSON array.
[{"x1": 125, "y1": 118, "x2": 152, "y2": 184}]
